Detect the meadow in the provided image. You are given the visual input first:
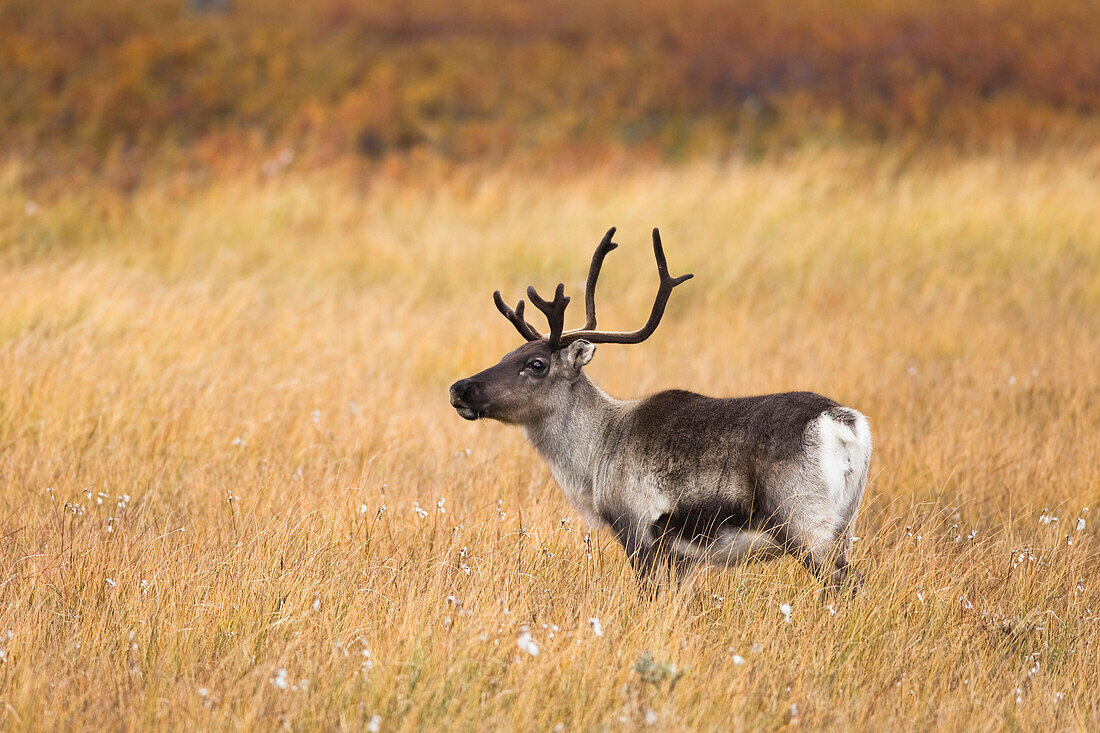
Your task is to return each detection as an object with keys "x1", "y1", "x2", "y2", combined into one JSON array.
[{"x1": 1, "y1": 147, "x2": 1098, "y2": 730}]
